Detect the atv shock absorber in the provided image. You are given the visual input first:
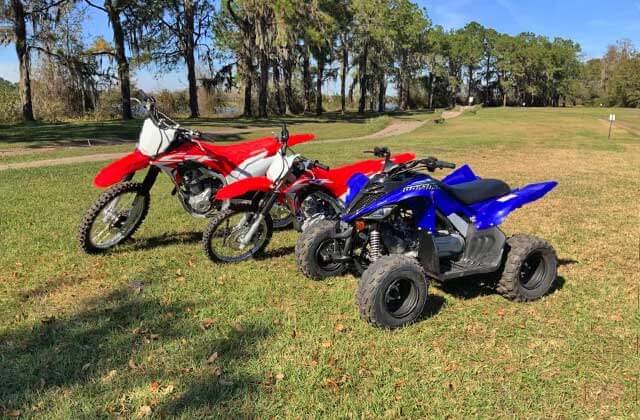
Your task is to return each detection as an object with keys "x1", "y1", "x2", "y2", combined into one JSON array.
[{"x1": 369, "y1": 229, "x2": 382, "y2": 262}]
